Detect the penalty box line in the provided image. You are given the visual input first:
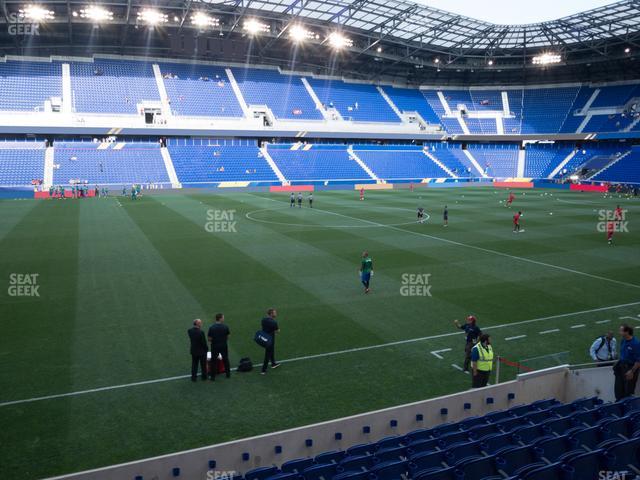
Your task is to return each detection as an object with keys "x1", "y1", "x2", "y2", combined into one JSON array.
[
  {"x1": 1, "y1": 301, "x2": 639, "y2": 408},
  {"x1": 254, "y1": 195, "x2": 640, "y2": 291}
]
